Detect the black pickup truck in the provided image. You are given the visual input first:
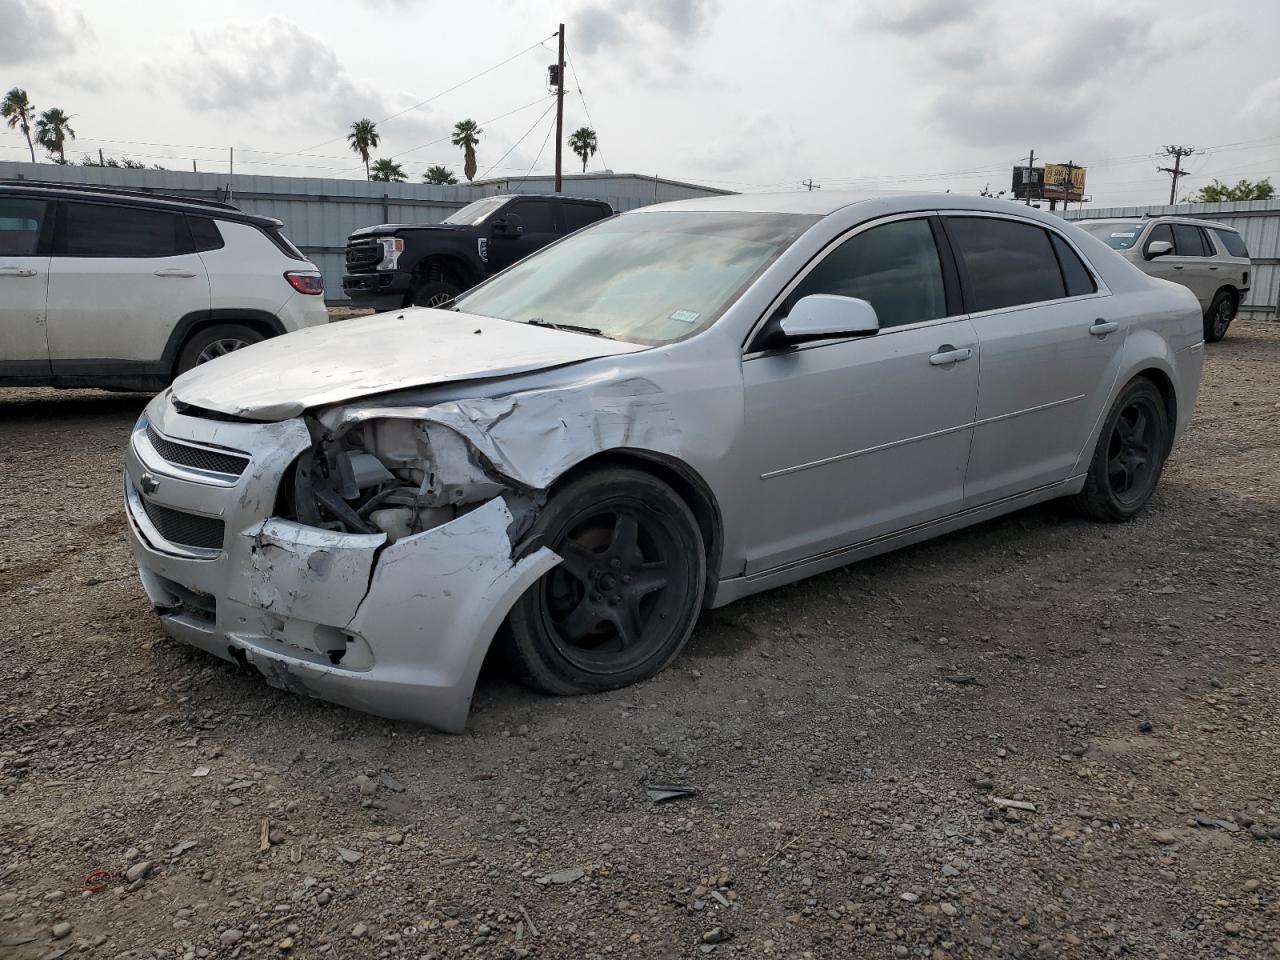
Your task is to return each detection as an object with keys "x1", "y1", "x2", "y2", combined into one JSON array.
[{"x1": 342, "y1": 194, "x2": 613, "y2": 311}]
